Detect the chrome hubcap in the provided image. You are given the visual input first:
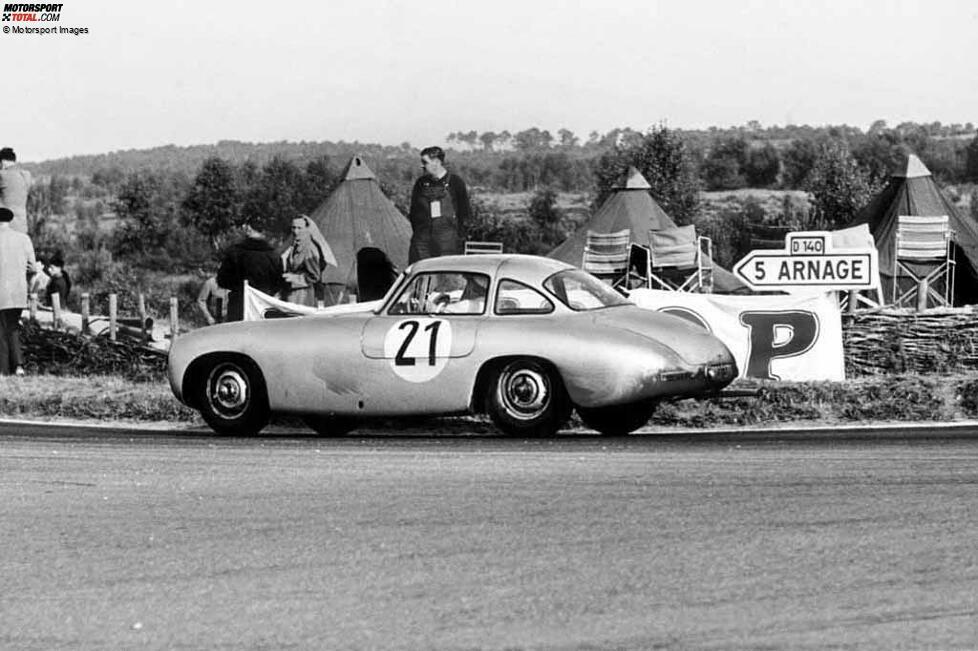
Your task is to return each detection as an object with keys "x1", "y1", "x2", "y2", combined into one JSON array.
[
  {"x1": 209, "y1": 366, "x2": 249, "y2": 418},
  {"x1": 500, "y1": 366, "x2": 550, "y2": 420}
]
